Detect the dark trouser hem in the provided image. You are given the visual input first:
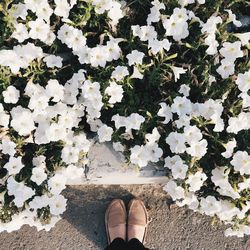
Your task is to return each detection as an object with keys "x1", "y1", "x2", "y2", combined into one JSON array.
[{"x1": 105, "y1": 238, "x2": 149, "y2": 250}]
